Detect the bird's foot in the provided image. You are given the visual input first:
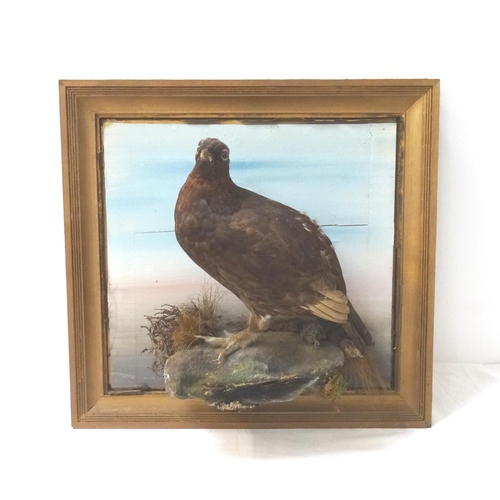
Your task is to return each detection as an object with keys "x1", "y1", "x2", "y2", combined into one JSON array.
[{"x1": 196, "y1": 328, "x2": 259, "y2": 362}]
